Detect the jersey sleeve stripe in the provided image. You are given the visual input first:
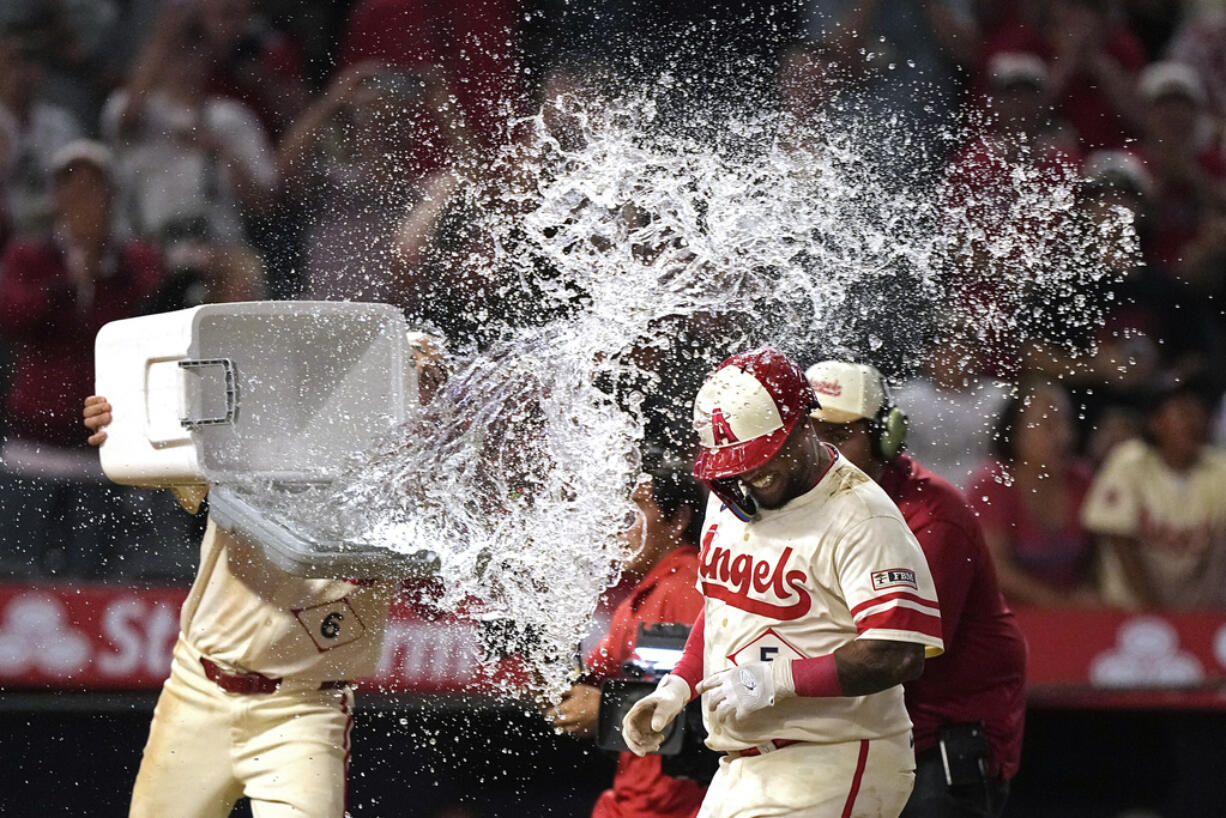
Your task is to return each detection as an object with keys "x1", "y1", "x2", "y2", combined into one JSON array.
[
  {"x1": 852, "y1": 598, "x2": 942, "y2": 623},
  {"x1": 849, "y1": 591, "x2": 940, "y2": 619},
  {"x1": 855, "y1": 606, "x2": 943, "y2": 641}
]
